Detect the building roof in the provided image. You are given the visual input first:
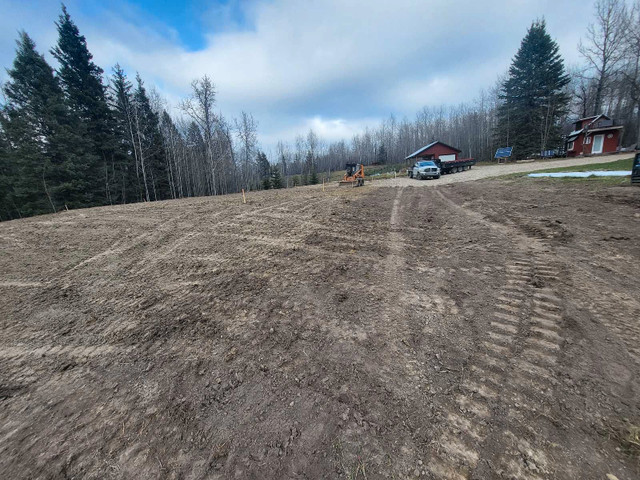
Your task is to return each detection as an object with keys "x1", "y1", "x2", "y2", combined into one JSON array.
[
  {"x1": 577, "y1": 113, "x2": 610, "y2": 122},
  {"x1": 585, "y1": 125, "x2": 623, "y2": 134},
  {"x1": 405, "y1": 141, "x2": 461, "y2": 160}
]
